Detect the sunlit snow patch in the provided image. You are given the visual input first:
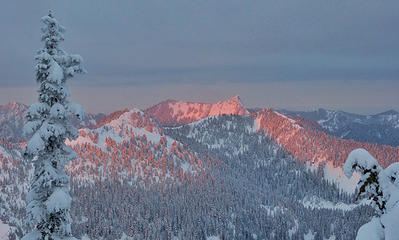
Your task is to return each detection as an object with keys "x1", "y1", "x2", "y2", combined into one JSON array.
[
  {"x1": 324, "y1": 161, "x2": 359, "y2": 193},
  {"x1": 301, "y1": 196, "x2": 365, "y2": 211},
  {"x1": 304, "y1": 230, "x2": 316, "y2": 240}
]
